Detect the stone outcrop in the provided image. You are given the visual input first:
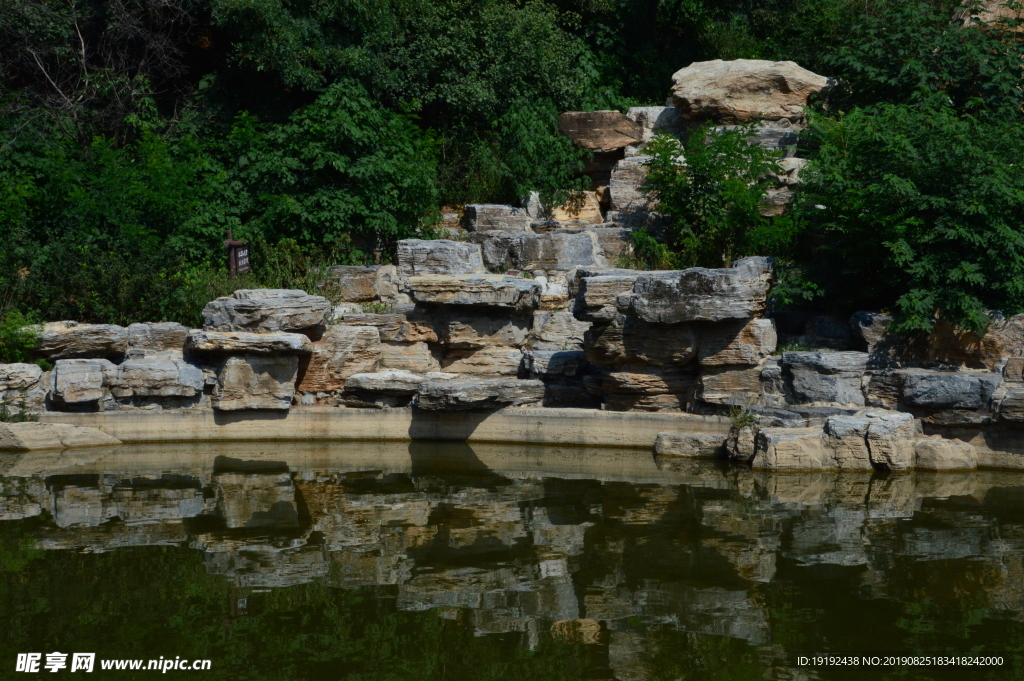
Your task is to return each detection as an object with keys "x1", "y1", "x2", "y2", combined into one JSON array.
[
  {"x1": 214, "y1": 354, "x2": 298, "y2": 410},
  {"x1": 33, "y1": 322, "x2": 128, "y2": 360},
  {"x1": 461, "y1": 205, "x2": 532, "y2": 232},
  {"x1": 50, "y1": 359, "x2": 118, "y2": 404},
  {"x1": 202, "y1": 289, "x2": 331, "y2": 333},
  {"x1": 783, "y1": 351, "x2": 869, "y2": 405},
  {"x1": 0, "y1": 363, "x2": 43, "y2": 391},
  {"x1": 109, "y1": 353, "x2": 204, "y2": 399},
  {"x1": 127, "y1": 322, "x2": 189, "y2": 352},
  {"x1": 558, "y1": 111, "x2": 643, "y2": 152},
  {"x1": 186, "y1": 330, "x2": 313, "y2": 354},
  {"x1": 670, "y1": 59, "x2": 831, "y2": 124},
  {"x1": 404, "y1": 275, "x2": 541, "y2": 310},
  {"x1": 296, "y1": 326, "x2": 381, "y2": 393},
  {"x1": 397, "y1": 239, "x2": 486, "y2": 277},
  {"x1": 415, "y1": 377, "x2": 544, "y2": 410}
]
